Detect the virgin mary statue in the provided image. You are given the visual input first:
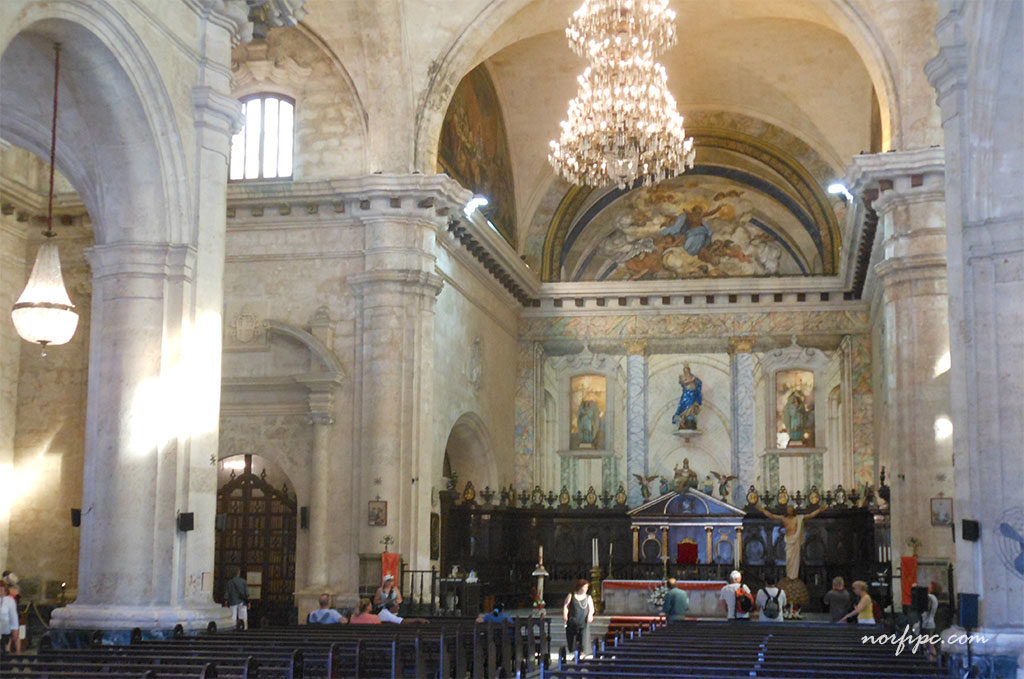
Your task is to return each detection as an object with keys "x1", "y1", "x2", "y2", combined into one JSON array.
[{"x1": 672, "y1": 365, "x2": 702, "y2": 430}]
